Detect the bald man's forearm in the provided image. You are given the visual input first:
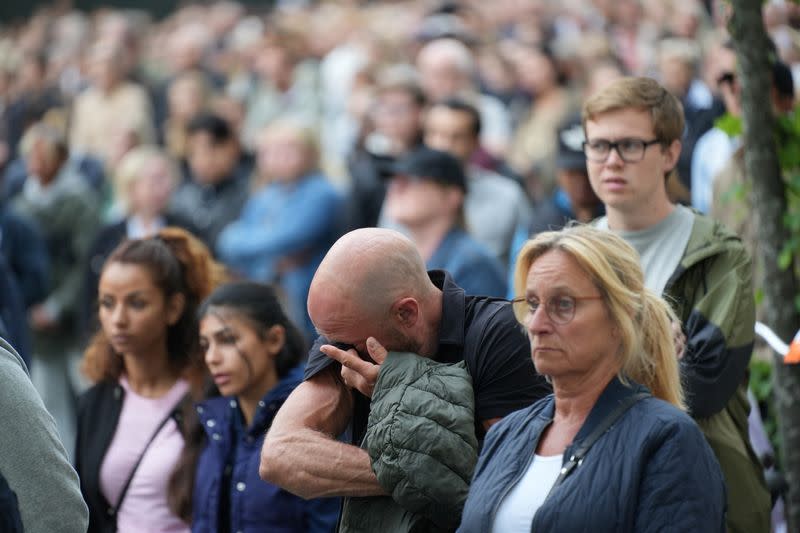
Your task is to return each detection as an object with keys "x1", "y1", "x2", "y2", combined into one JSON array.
[
  {"x1": 259, "y1": 370, "x2": 387, "y2": 499},
  {"x1": 261, "y1": 427, "x2": 386, "y2": 499}
]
